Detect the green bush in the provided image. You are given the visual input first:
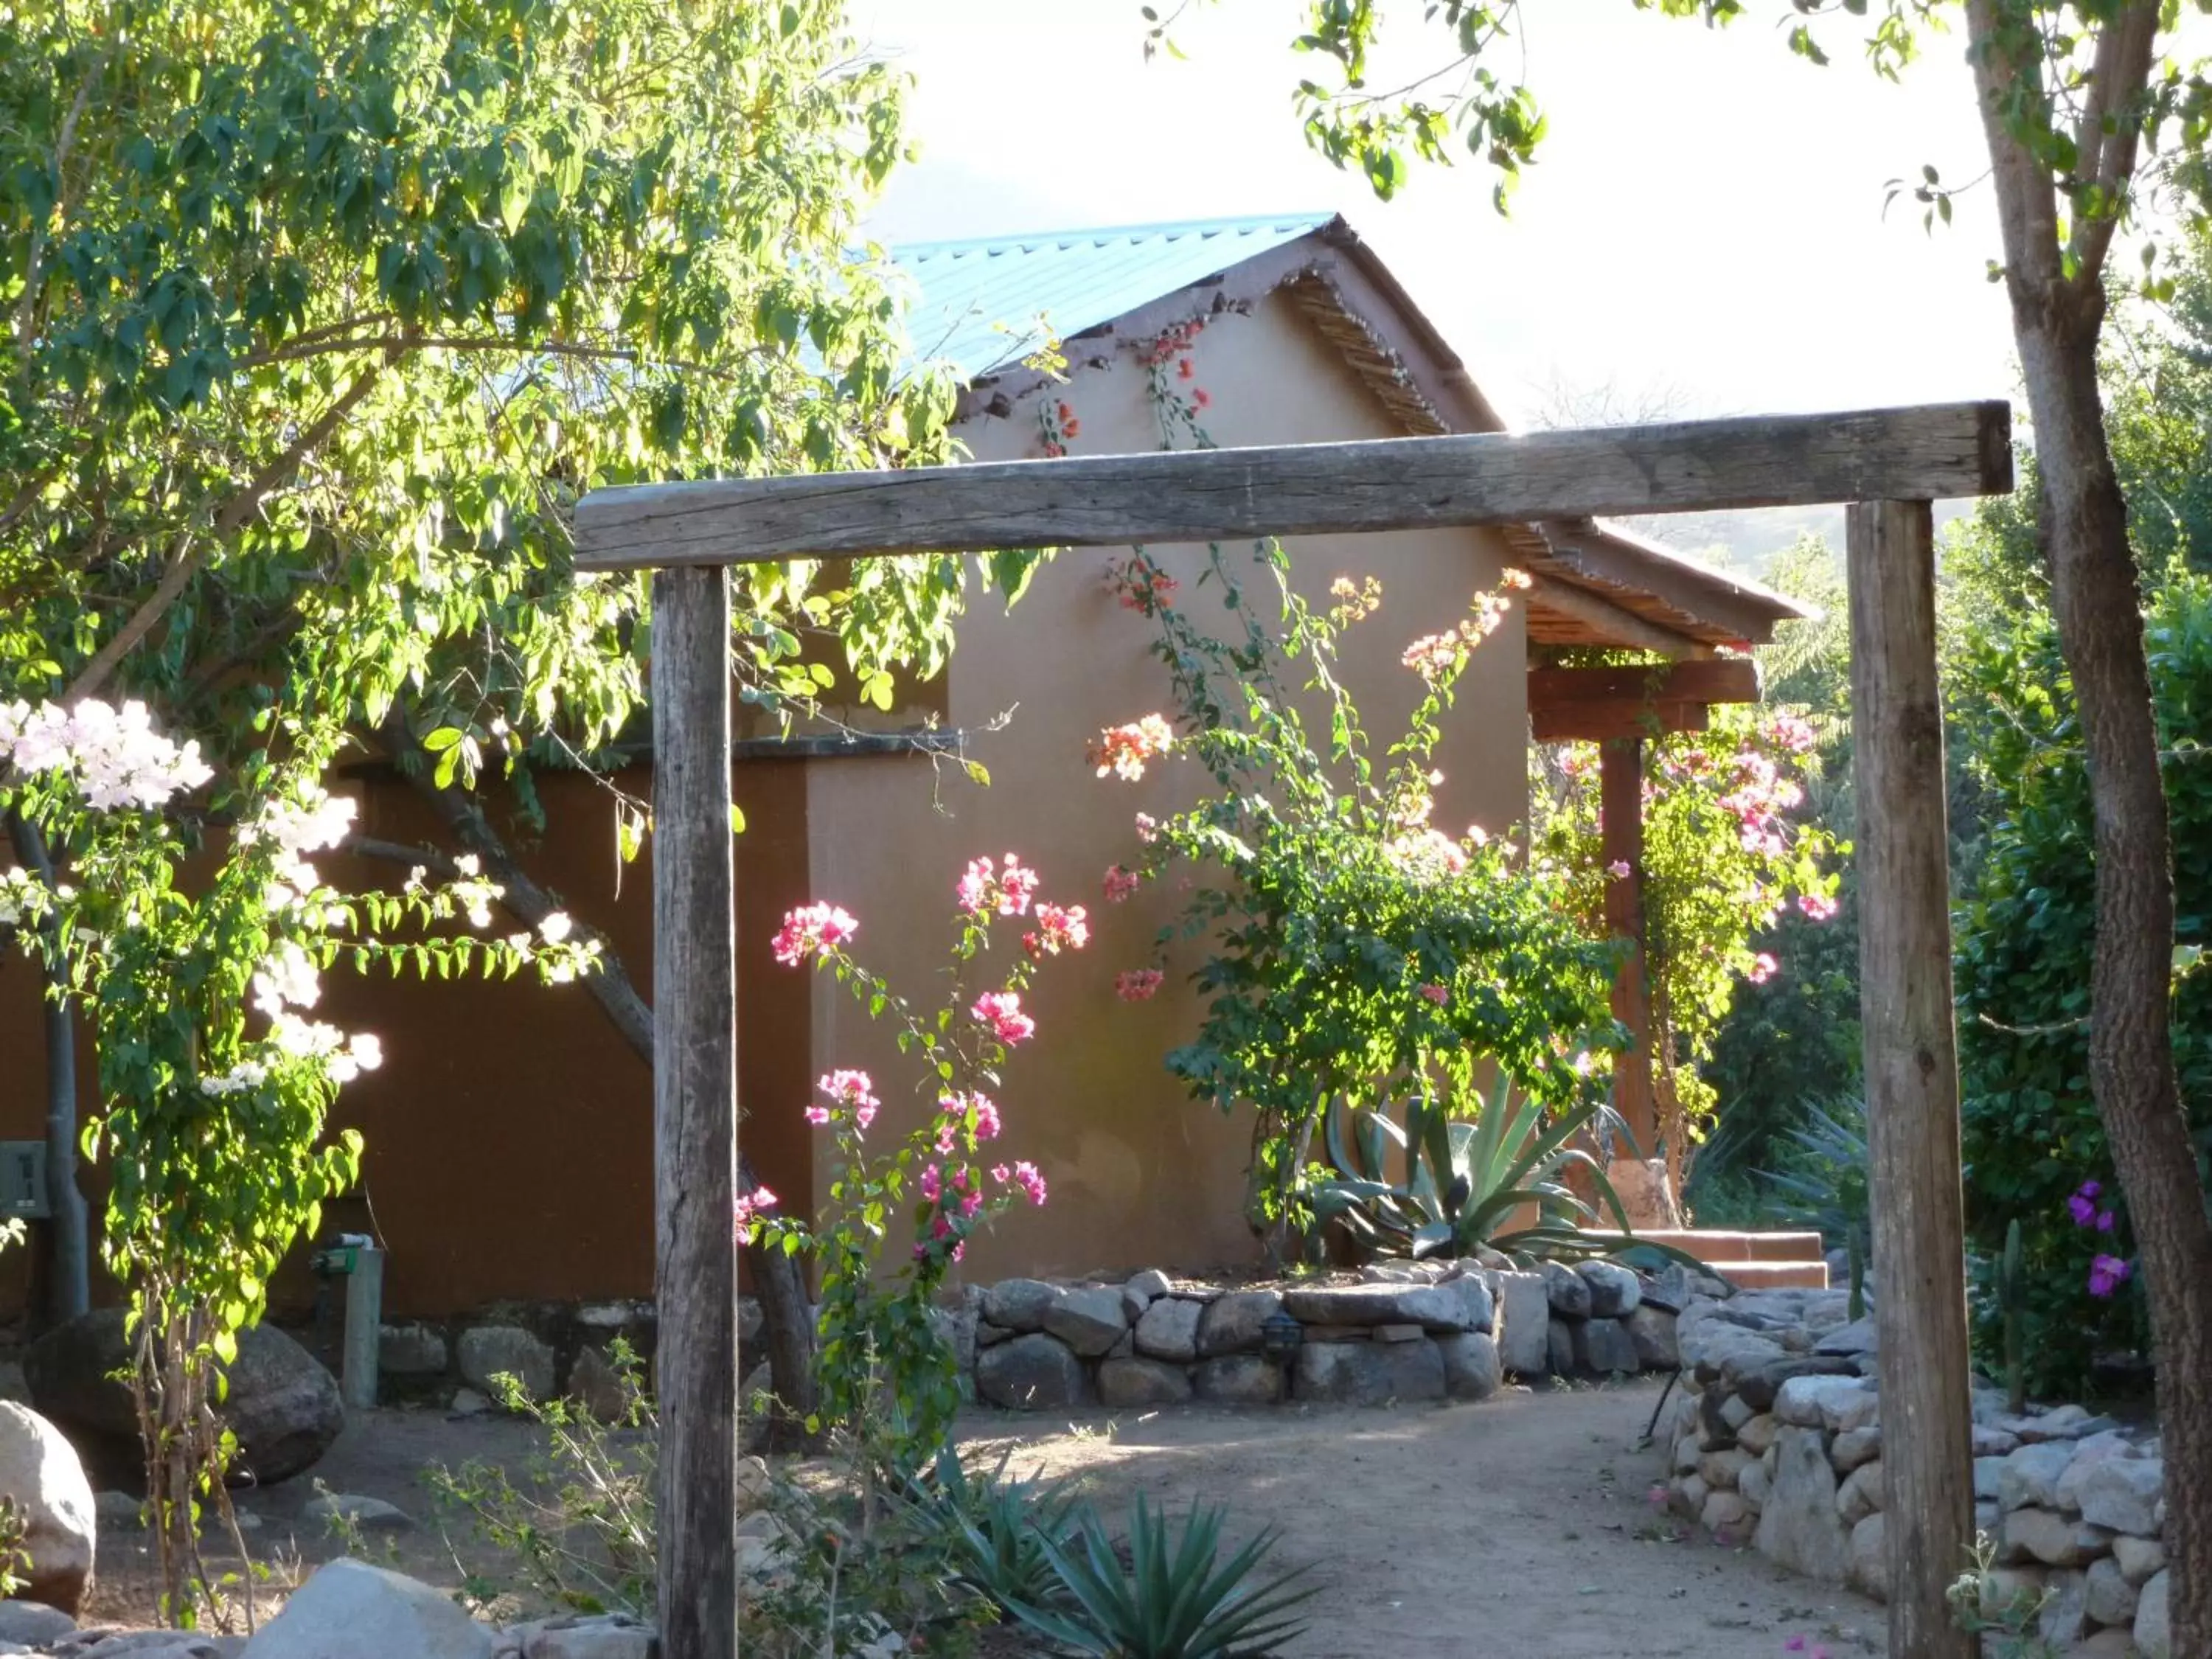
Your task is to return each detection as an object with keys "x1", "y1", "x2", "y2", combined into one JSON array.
[{"x1": 1954, "y1": 574, "x2": 2212, "y2": 1397}]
